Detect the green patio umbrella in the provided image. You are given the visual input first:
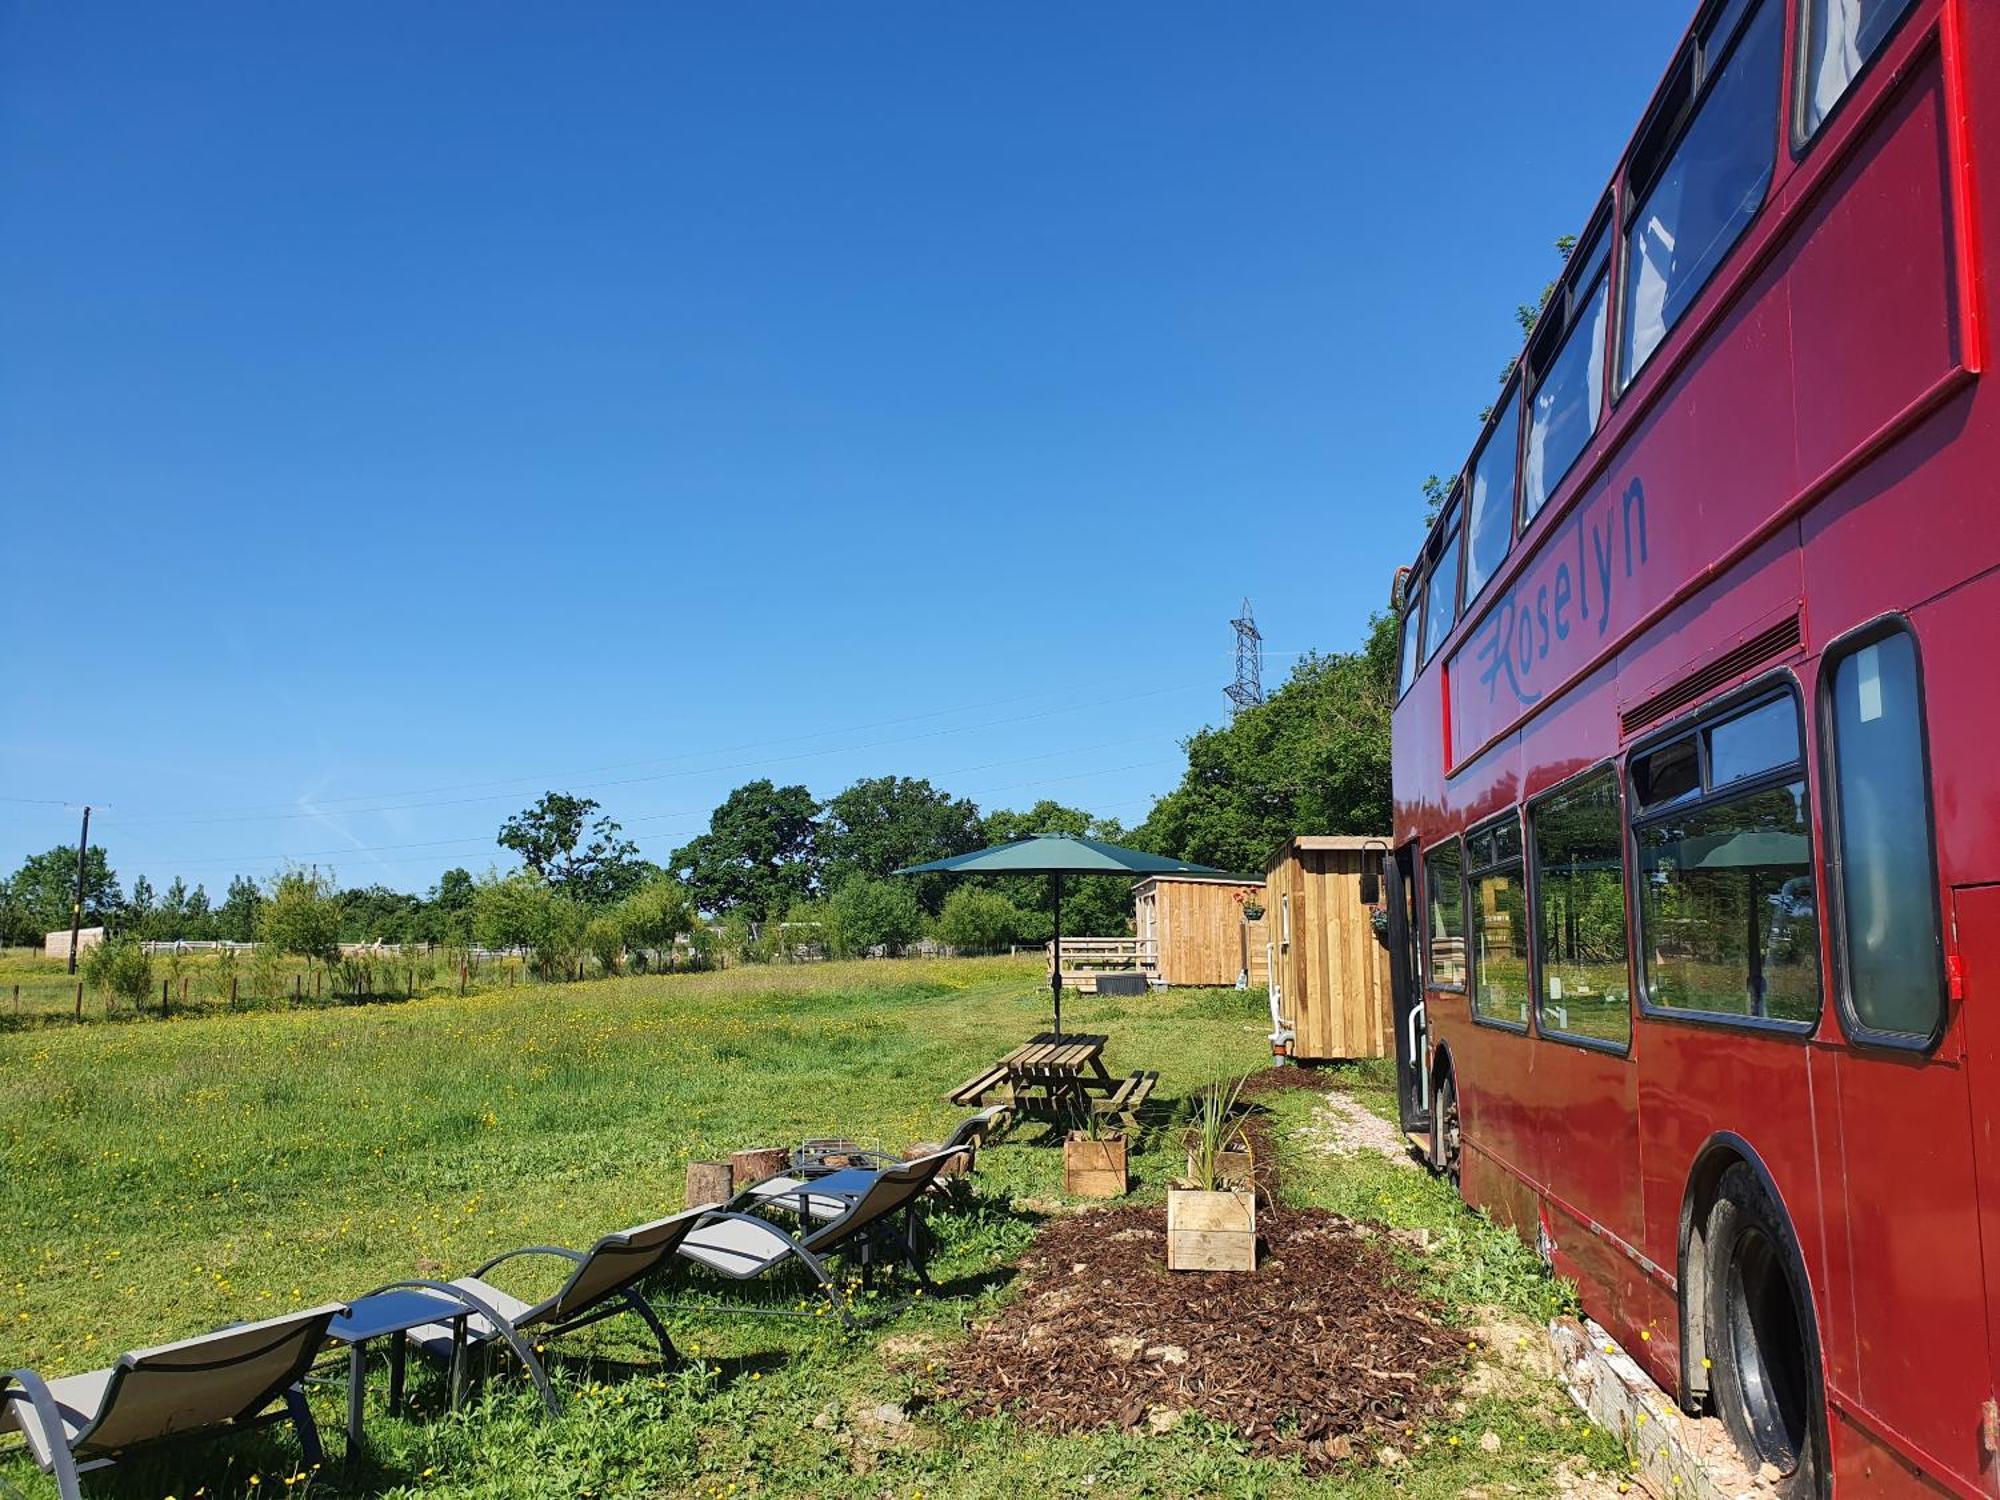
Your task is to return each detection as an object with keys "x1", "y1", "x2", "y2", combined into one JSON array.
[{"x1": 896, "y1": 834, "x2": 1226, "y2": 1036}]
